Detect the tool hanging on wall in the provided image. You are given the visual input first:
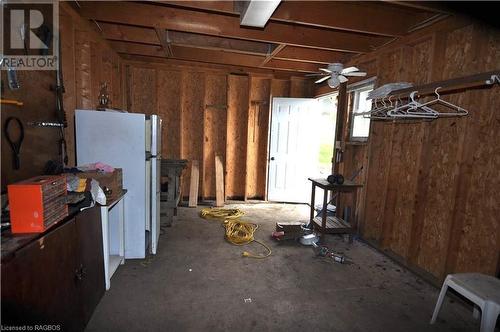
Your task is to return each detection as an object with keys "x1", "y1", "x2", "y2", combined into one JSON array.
[
  {"x1": 0, "y1": 57, "x2": 21, "y2": 90},
  {"x1": 54, "y1": 33, "x2": 68, "y2": 167},
  {"x1": 97, "y1": 82, "x2": 111, "y2": 110},
  {"x1": 1, "y1": 99, "x2": 23, "y2": 107},
  {"x1": 27, "y1": 121, "x2": 64, "y2": 127},
  {"x1": 4, "y1": 117, "x2": 24, "y2": 170}
]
